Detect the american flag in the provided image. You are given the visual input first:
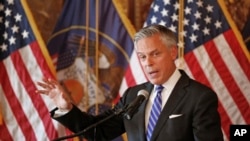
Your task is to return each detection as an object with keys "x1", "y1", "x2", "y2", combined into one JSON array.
[
  {"x1": 47, "y1": 0, "x2": 136, "y2": 112},
  {"x1": 0, "y1": 0, "x2": 67, "y2": 140},
  {"x1": 119, "y1": 0, "x2": 250, "y2": 140}
]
